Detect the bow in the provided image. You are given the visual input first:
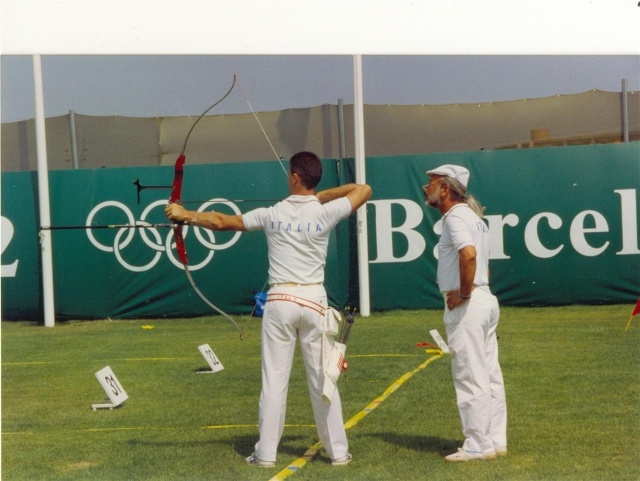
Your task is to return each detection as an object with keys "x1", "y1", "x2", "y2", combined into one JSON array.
[{"x1": 169, "y1": 75, "x2": 243, "y2": 339}]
